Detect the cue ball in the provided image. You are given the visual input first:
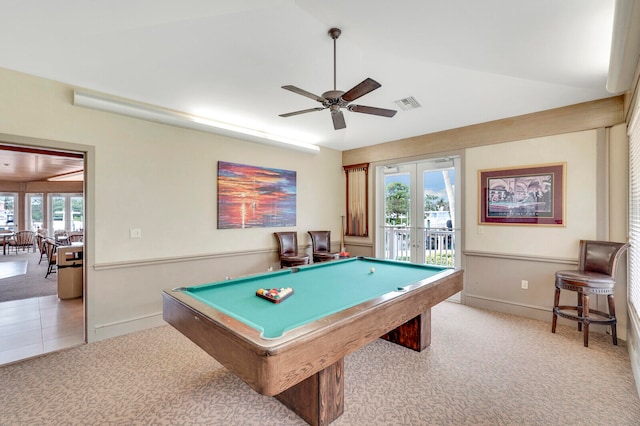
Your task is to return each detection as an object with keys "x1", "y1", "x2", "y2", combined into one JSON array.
[{"x1": 370, "y1": 267, "x2": 375, "y2": 273}]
